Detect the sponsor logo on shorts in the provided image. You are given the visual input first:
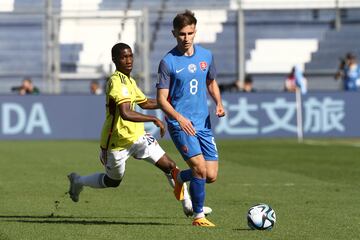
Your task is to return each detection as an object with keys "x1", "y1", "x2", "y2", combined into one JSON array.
[{"x1": 181, "y1": 145, "x2": 188, "y2": 153}]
